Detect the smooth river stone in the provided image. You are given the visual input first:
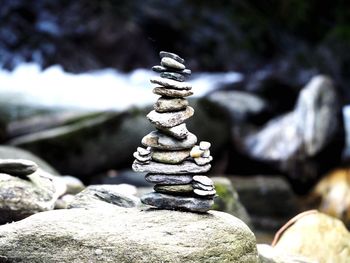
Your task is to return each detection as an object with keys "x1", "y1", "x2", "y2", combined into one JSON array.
[
  {"x1": 199, "y1": 141, "x2": 211, "y2": 150},
  {"x1": 194, "y1": 156, "x2": 213, "y2": 166},
  {"x1": 141, "y1": 192, "x2": 214, "y2": 212},
  {"x1": 190, "y1": 146, "x2": 204, "y2": 158},
  {"x1": 157, "y1": 123, "x2": 189, "y2": 140},
  {"x1": 154, "y1": 97, "x2": 188, "y2": 112},
  {"x1": 152, "y1": 65, "x2": 191, "y2": 75},
  {"x1": 132, "y1": 160, "x2": 211, "y2": 174},
  {"x1": 145, "y1": 174, "x2": 193, "y2": 185},
  {"x1": 142, "y1": 131, "x2": 197, "y2": 150},
  {"x1": 137, "y1": 147, "x2": 151, "y2": 156},
  {"x1": 153, "y1": 87, "x2": 193, "y2": 98},
  {"x1": 154, "y1": 184, "x2": 193, "y2": 194},
  {"x1": 147, "y1": 106, "x2": 194, "y2": 128},
  {"x1": 161, "y1": 57, "x2": 185, "y2": 70},
  {"x1": 150, "y1": 77, "x2": 191, "y2": 90},
  {"x1": 0, "y1": 159, "x2": 38, "y2": 176},
  {"x1": 152, "y1": 149, "x2": 190, "y2": 164},
  {"x1": 159, "y1": 51, "x2": 185, "y2": 64},
  {"x1": 133, "y1": 152, "x2": 151, "y2": 163},
  {"x1": 194, "y1": 188, "x2": 216, "y2": 198},
  {"x1": 192, "y1": 182, "x2": 214, "y2": 191},
  {"x1": 160, "y1": 72, "x2": 185, "y2": 82},
  {"x1": 192, "y1": 175, "x2": 214, "y2": 186}
]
